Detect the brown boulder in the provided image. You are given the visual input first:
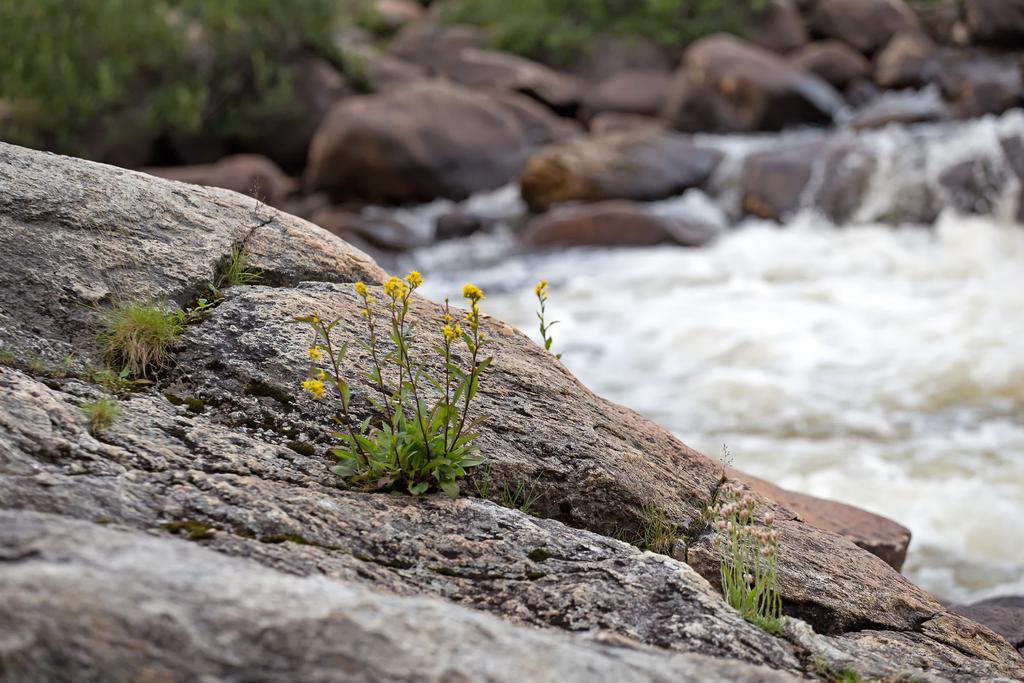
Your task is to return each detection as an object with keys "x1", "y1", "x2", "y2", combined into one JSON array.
[
  {"x1": 581, "y1": 71, "x2": 673, "y2": 121},
  {"x1": 789, "y1": 41, "x2": 872, "y2": 88},
  {"x1": 740, "y1": 143, "x2": 820, "y2": 220},
  {"x1": 519, "y1": 128, "x2": 723, "y2": 211},
  {"x1": 435, "y1": 211, "x2": 485, "y2": 240},
  {"x1": 308, "y1": 207, "x2": 423, "y2": 252},
  {"x1": 749, "y1": 0, "x2": 809, "y2": 54},
  {"x1": 388, "y1": 23, "x2": 484, "y2": 74},
  {"x1": 810, "y1": 0, "x2": 921, "y2": 54},
  {"x1": 814, "y1": 142, "x2": 876, "y2": 224},
  {"x1": 950, "y1": 596, "x2": 1024, "y2": 654},
  {"x1": 662, "y1": 34, "x2": 843, "y2": 133},
  {"x1": 521, "y1": 201, "x2": 717, "y2": 248},
  {"x1": 874, "y1": 32, "x2": 936, "y2": 89},
  {"x1": 964, "y1": 0, "x2": 1024, "y2": 46},
  {"x1": 729, "y1": 469, "x2": 911, "y2": 570},
  {"x1": 306, "y1": 81, "x2": 570, "y2": 203},
  {"x1": 142, "y1": 155, "x2": 297, "y2": 207},
  {"x1": 937, "y1": 50, "x2": 1024, "y2": 119},
  {"x1": 850, "y1": 93, "x2": 948, "y2": 130},
  {"x1": 369, "y1": 0, "x2": 424, "y2": 35},
  {"x1": 343, "y1": 42, "x2": 427, "y2": 92},
  {"x1": 938, "y1": 157, "x2": 1007, "y2": 215},
  {"x1": 570, "y1": 34, "x2": 675, "y2": 82}
]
